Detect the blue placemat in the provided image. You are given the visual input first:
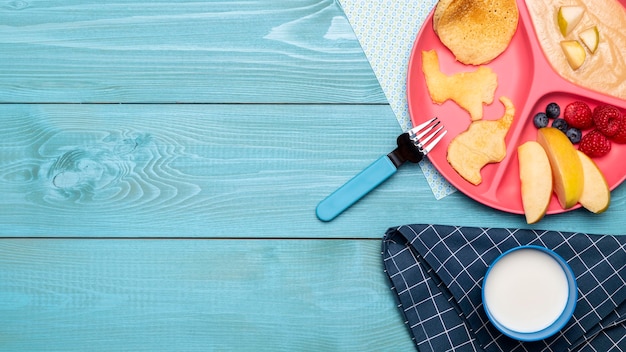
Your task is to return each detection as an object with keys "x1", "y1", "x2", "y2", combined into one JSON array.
[
  {"x1": 337, "y1": 0, "x2": 456, "y2": 199},
  {"x1": 383, "y1": 224, "x2": 626, "y2": 351}
]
